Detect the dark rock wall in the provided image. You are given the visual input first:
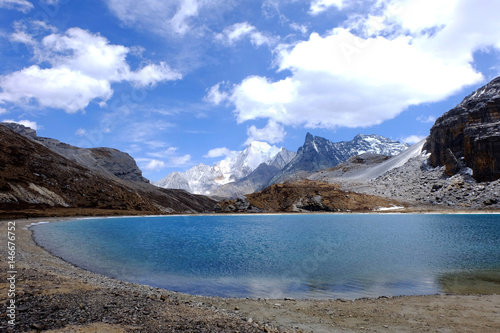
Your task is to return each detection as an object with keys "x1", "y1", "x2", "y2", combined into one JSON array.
[{"x1": 425, "y1": 77, "x2": 500, "y2": 182}]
